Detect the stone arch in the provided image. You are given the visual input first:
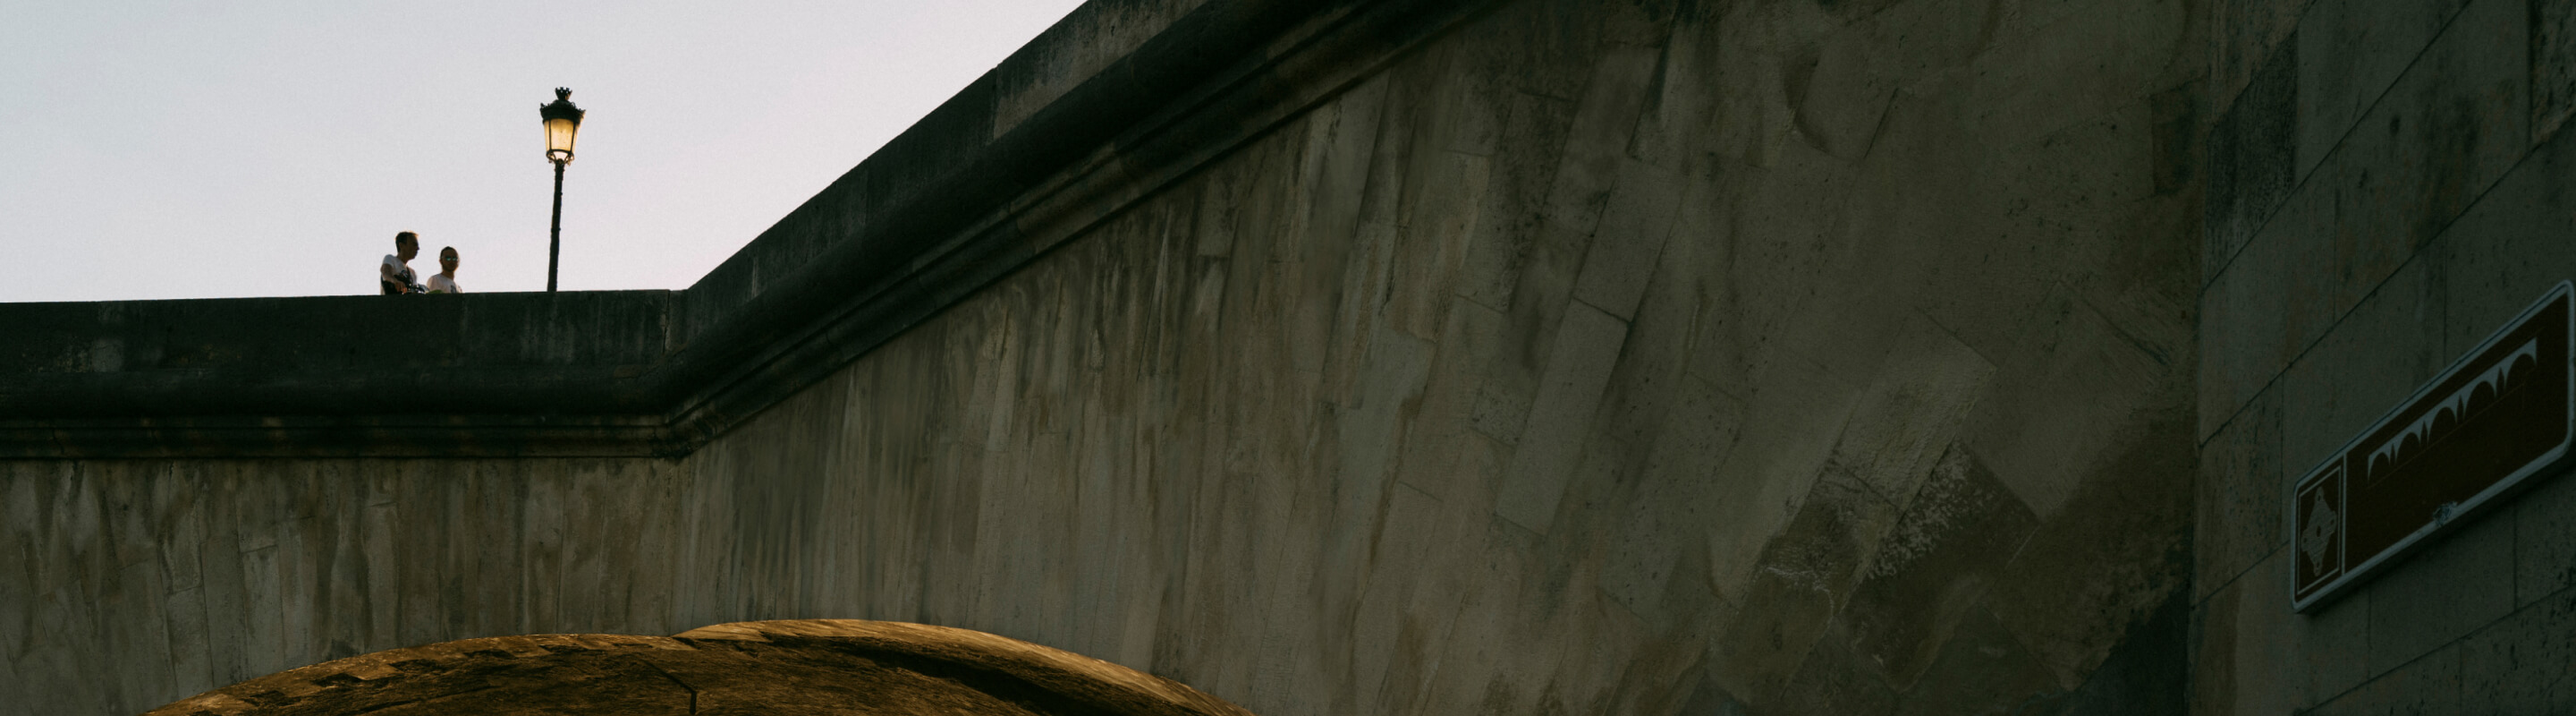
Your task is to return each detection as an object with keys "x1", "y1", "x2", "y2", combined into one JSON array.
[{"x1": 146, "y1": 620, "x2": 1253, "y2": 716}]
